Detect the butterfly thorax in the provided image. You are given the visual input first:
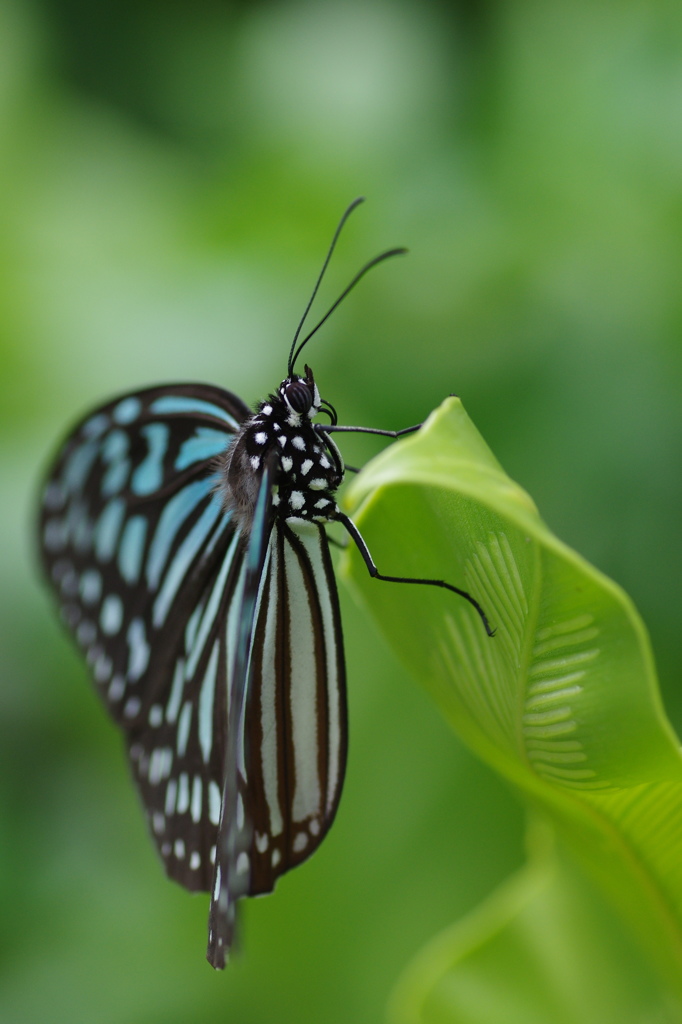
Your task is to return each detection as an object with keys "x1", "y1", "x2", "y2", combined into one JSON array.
[{"x1": 219, "y1": 367, "x2": 343, "y2": 532}]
